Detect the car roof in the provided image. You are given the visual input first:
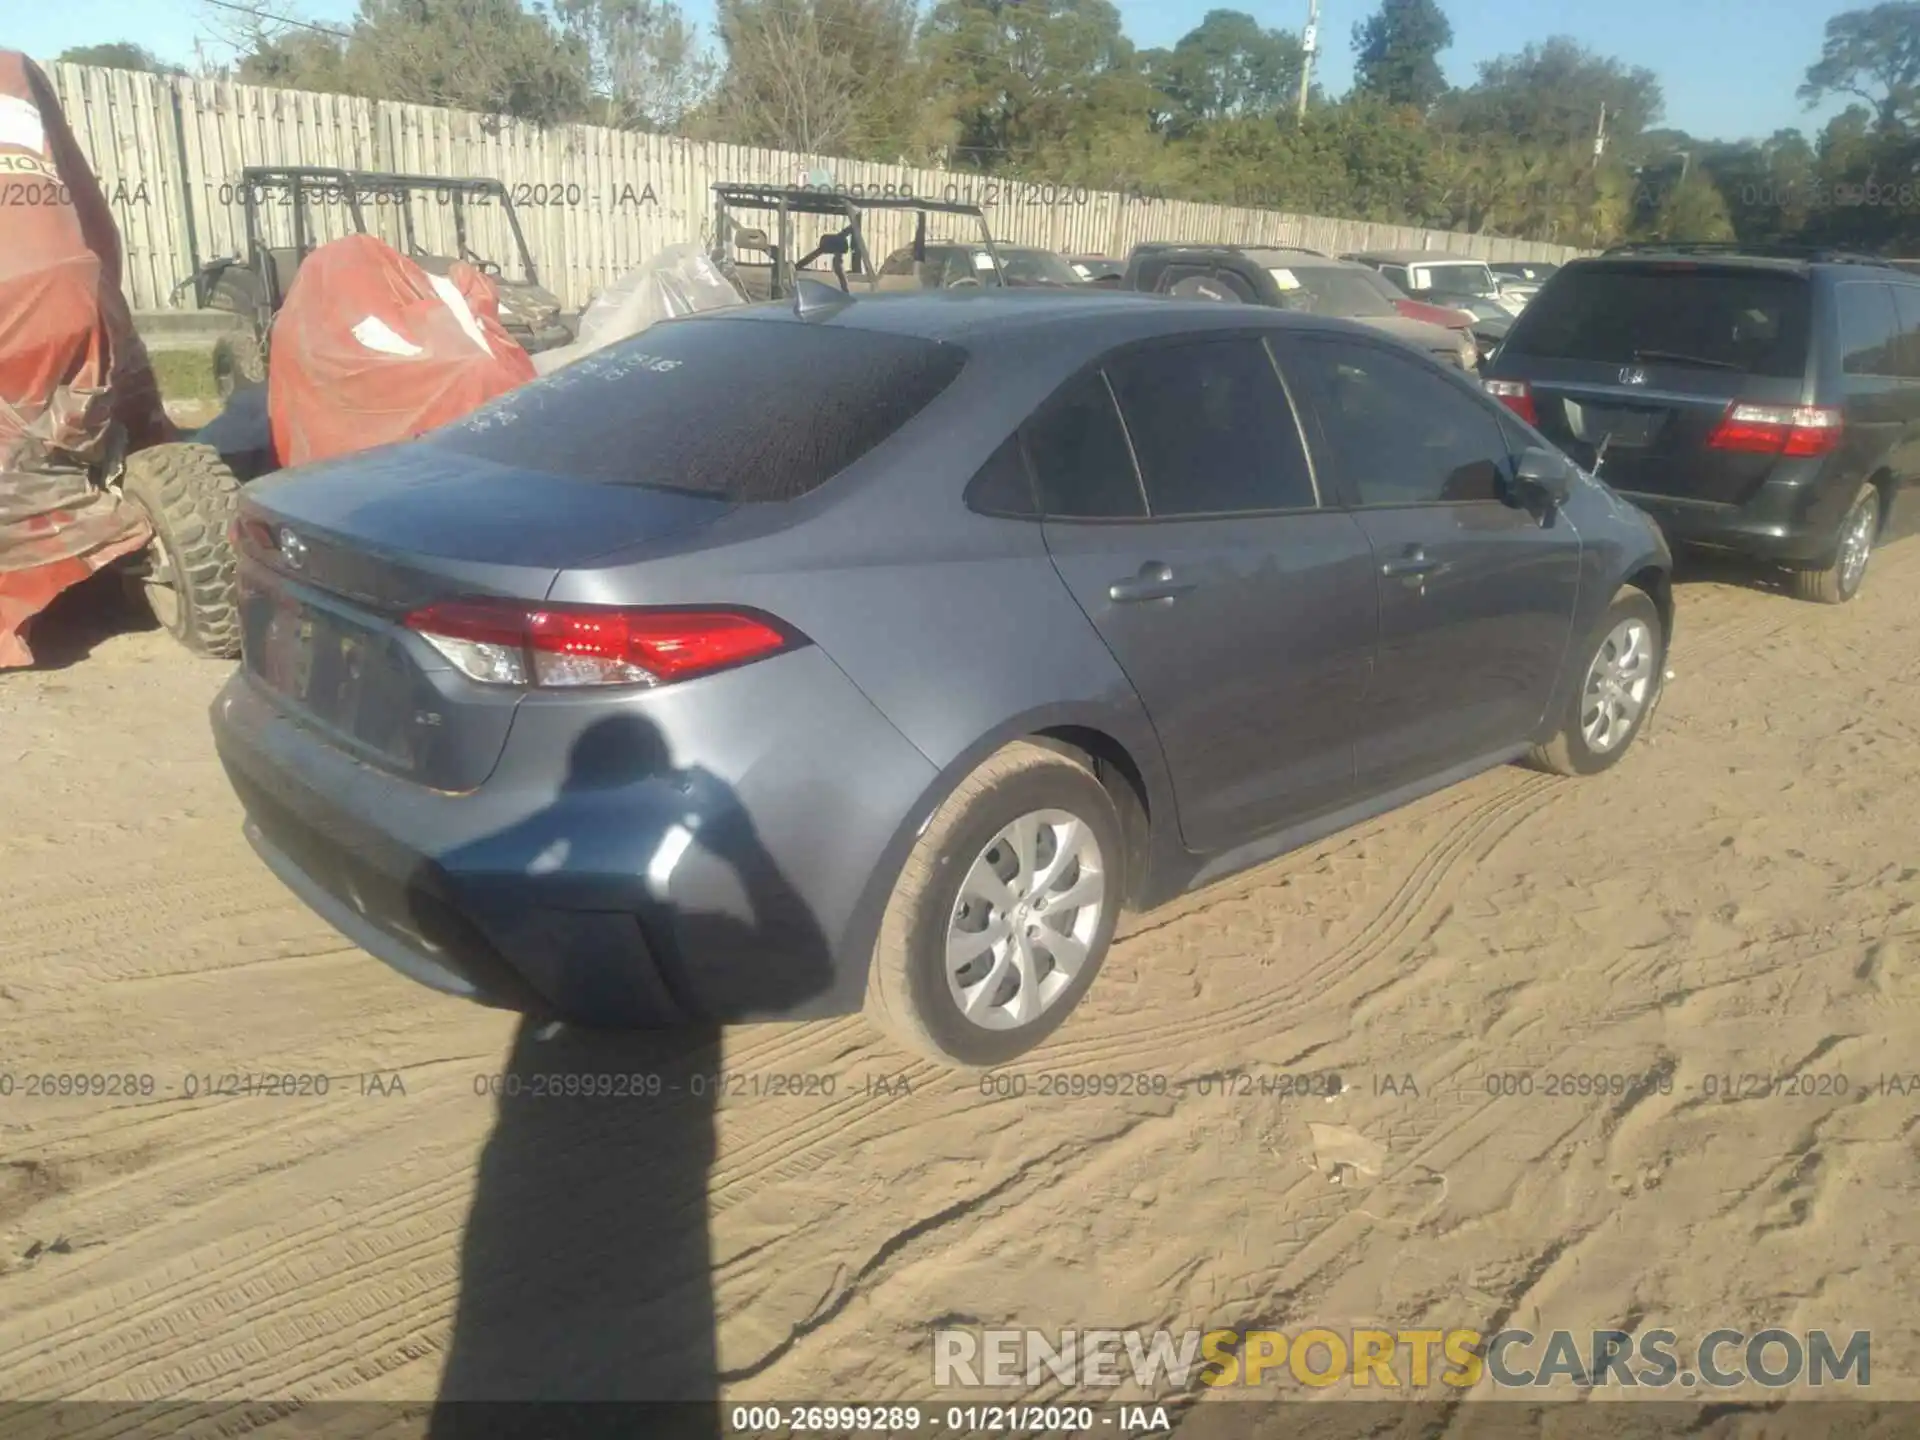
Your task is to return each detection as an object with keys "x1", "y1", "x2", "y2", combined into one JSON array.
[
  {"x1": 1348, "y1": 249, "x2": 1487, "y2": 265},
  {"x1": 1131, "y1": 244, "x2": 1335, "y2": 266},
  {"x1": 690, "y1": 288, "x2": 1362, "y2": 346},
  {"x1": 1591, "y1": 243, "x2": 1912, "y2": 275},
  {"x1": 1568, "y1": 250, "x2": 1825, "y2": 277}
]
